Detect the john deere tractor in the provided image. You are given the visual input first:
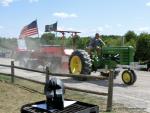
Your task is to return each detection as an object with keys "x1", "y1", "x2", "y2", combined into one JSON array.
[{"x1": 68, "y1": 46, "x2": 137, "y2": 85}]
